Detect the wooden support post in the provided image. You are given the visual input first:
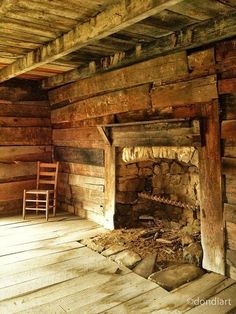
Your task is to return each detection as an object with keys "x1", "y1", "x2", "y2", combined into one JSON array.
[
  {"x1": 199, "y1": 102, "x2": 225, "y2": 275},
  {"x1": 104, "y1": 145, "x2": 116, "y2": 230}
]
